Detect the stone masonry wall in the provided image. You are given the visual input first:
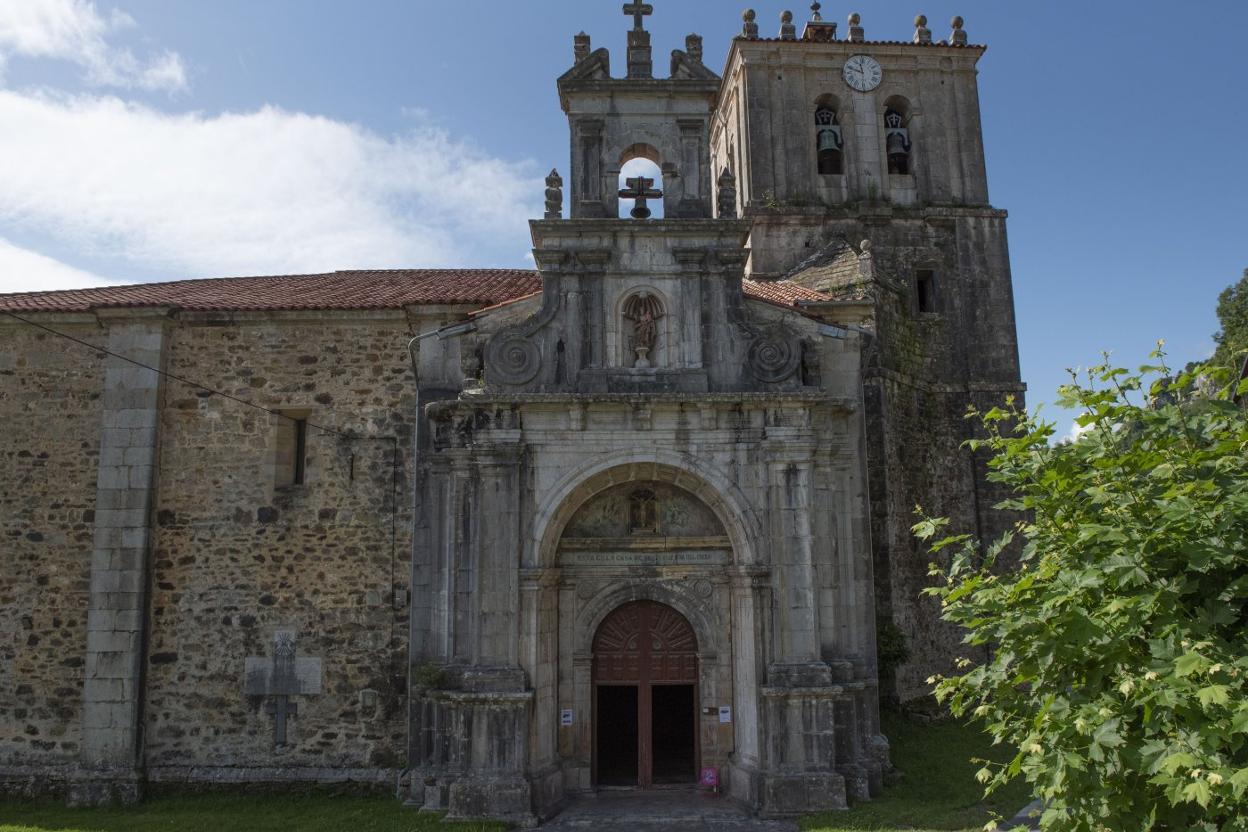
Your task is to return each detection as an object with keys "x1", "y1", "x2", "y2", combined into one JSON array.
[
  {"x1": 143, "y1": 312, "x2": 415, "y2": 781},
  {"x1": 0, "y1": 319, "x2": 105, "y2": 788}
]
